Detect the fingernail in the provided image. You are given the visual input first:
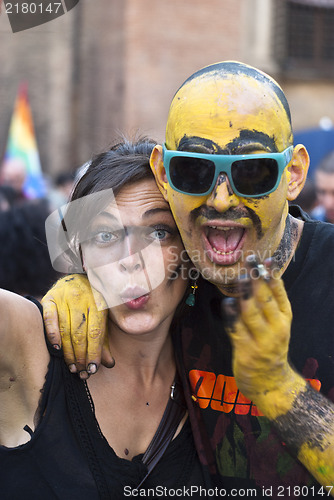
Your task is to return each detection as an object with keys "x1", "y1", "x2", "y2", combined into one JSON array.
[
  {"x1": 264, "y1": 257, "x2": 273, "y2": 269},
  {"x1": 246, "y1": 254, "x2": 259, "y2": 266},
  {"x1": 221, "y1": 297, "x2": 239, "y2": 330},
  {"x1": 105, "y1": 357, "x2": 115, "y2": 369},
  {"x1": 79, "y1": 370, "x2": 89, "y2": 380},
  {"x1": 239, "y1": 273, "x2": 252, "y2": 300},
  {"x1": 257, "y1": 263, "x2": 271, "y2": 282},
  {"x1": 246, "y1": 256, "x2": 271, "y2": 282},
  {"x1": 264, "y1": 258, "x2": 278, "y2": 278},
  {"x1": 245, "y1": 254, "x2": 260, "y2": 278},
  {"x1": 68, "y1": 364, "x2": 77, "y2": 373},
  {"x1": 87, "y1": 363, "x2": 97, "y2": 374},
  {"x1": 53, "y1": 344, "x2": 61, "y2": 350}
]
